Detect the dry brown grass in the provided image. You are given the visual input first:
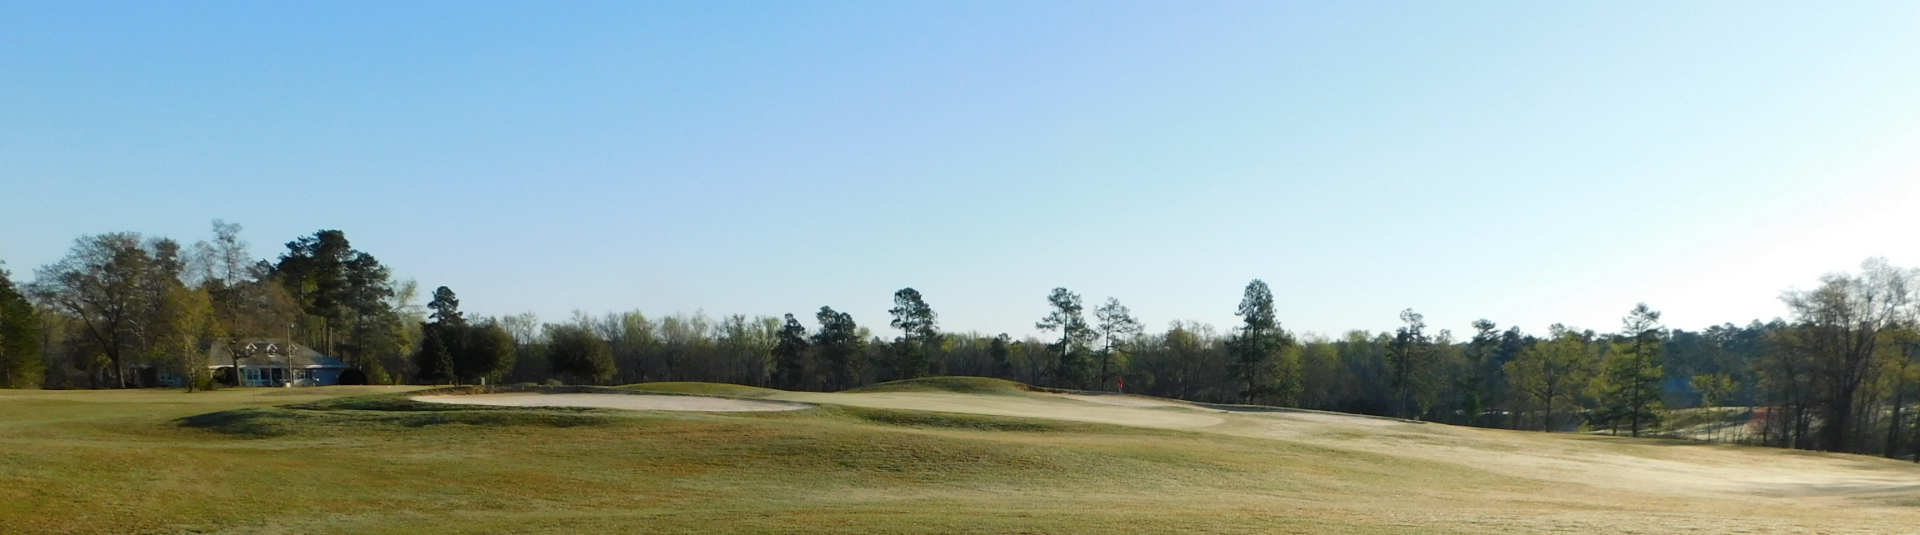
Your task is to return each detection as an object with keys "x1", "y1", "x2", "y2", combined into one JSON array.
[{"x1": 2, "y1": 383, "x2": 1916, "y2": 534}]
